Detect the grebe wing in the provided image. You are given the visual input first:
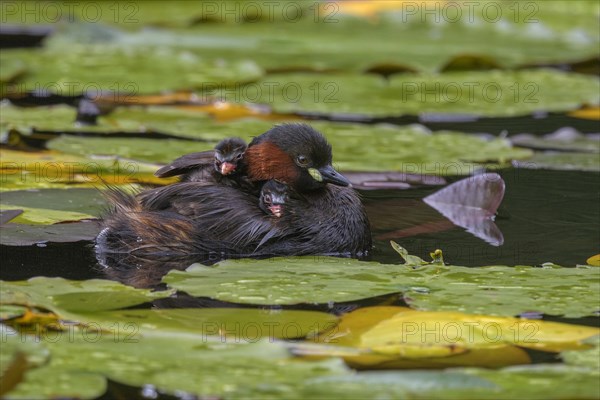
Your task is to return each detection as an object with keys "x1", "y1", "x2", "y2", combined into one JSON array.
[{"x1": 154, "y1": 151, "x2": 214, "y2": 178}]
